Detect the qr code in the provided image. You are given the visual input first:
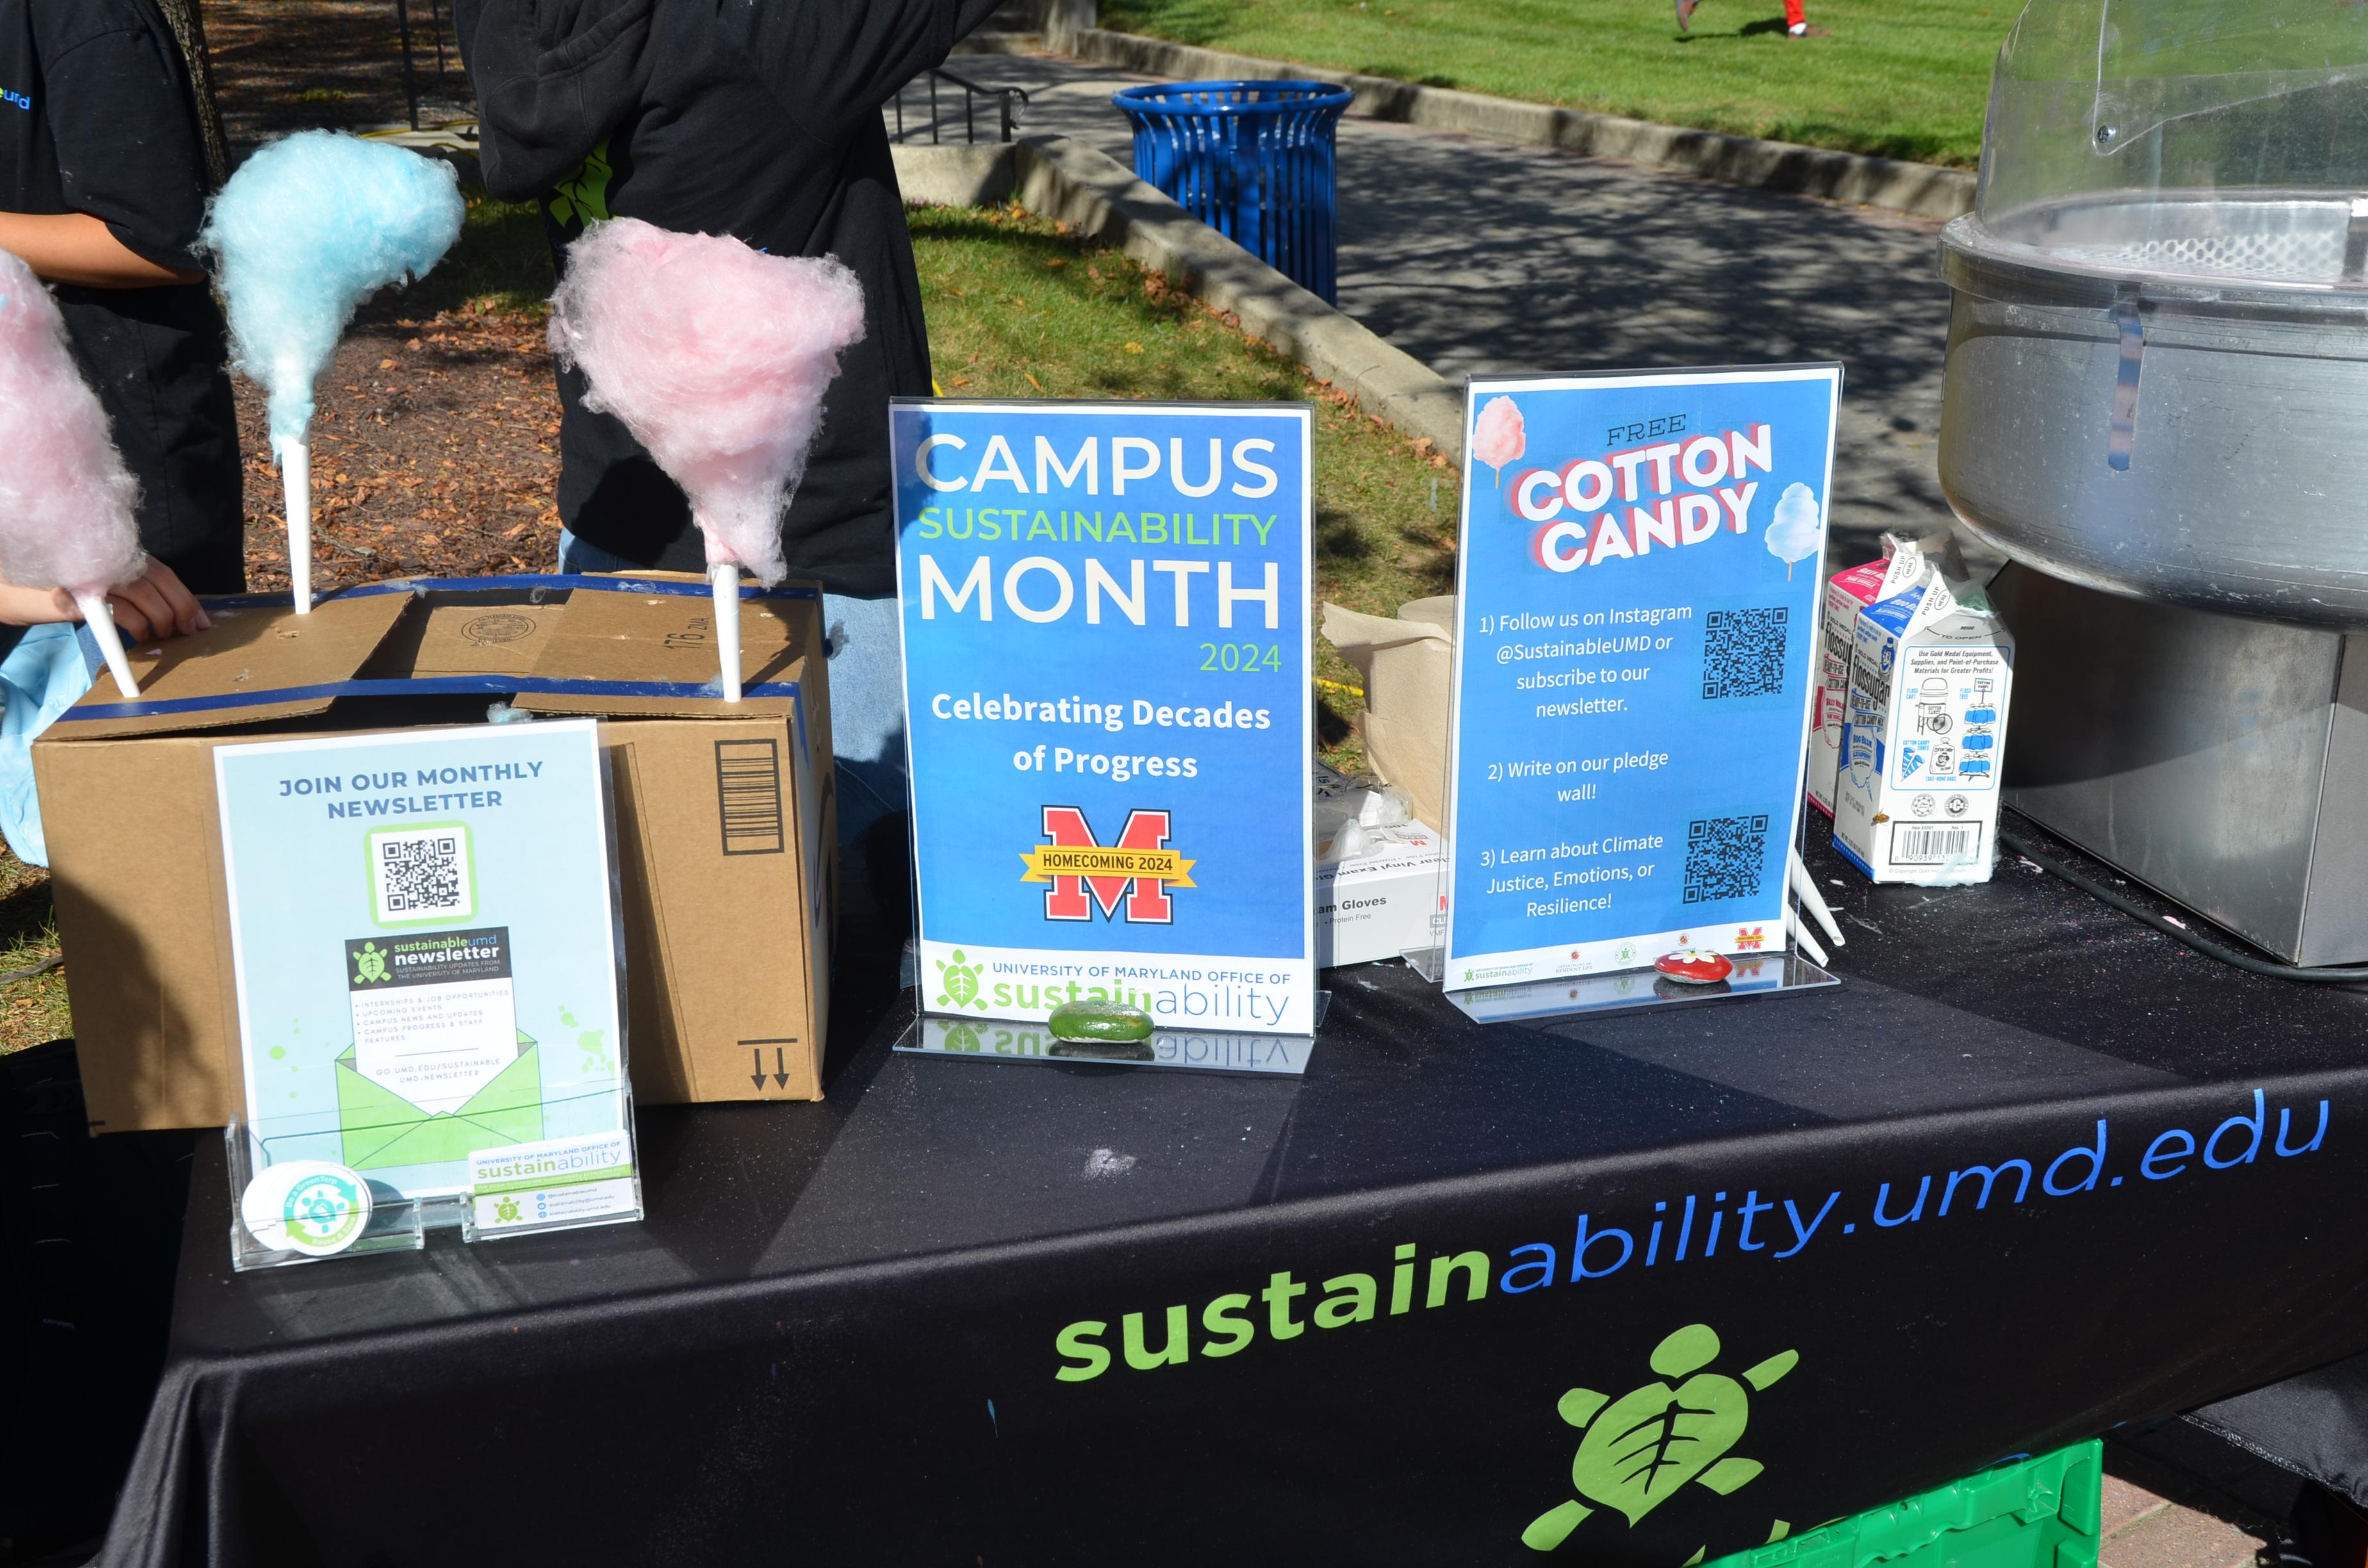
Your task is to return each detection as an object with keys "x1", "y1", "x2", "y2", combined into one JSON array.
[
  {"x1": 1684, "y1": 814, "x2": 1769, "y2": 904},
  {"x1": 372, "y1": 827, "x2": 472, "y2": 922},
  {"x1": 1702, "y1": 607, "x2": 1788, "y2": 699}
]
